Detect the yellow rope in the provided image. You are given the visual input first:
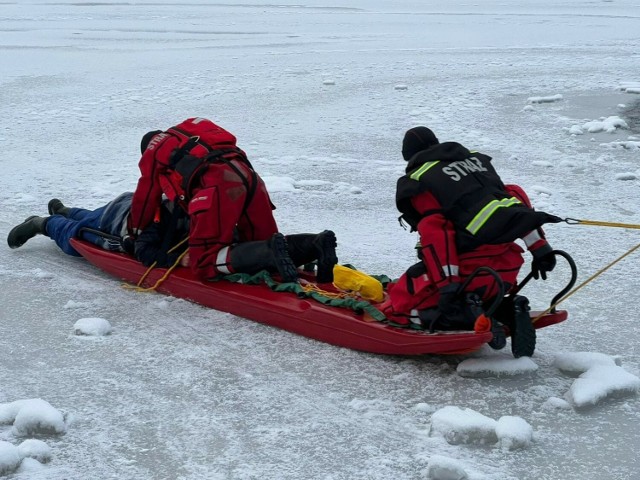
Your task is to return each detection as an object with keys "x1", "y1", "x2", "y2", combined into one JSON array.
[
  {"x1": 533, "y1": 241, "x2": 640, "y2": 322},
  {"x1": 122, "y1": 237, "x2": 189, "y2": 292},
  {"x1": 565, "y1": 218, "x2": 640, "y2": 230},
  {"x1": 300, "y1": 282, "x2": 355, "y2": 299}
]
